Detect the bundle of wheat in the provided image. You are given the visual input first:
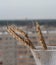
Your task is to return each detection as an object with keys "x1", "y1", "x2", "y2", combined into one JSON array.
[
  {"x1": 36, "y1": 22, "x2": 47, "y2": 50},
  {"x1": 9, "y1": 25, "x2": 36, "y2": 49},
  {"x1": 7, "y1": 26, "x2": 36, "y2": 49}
]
